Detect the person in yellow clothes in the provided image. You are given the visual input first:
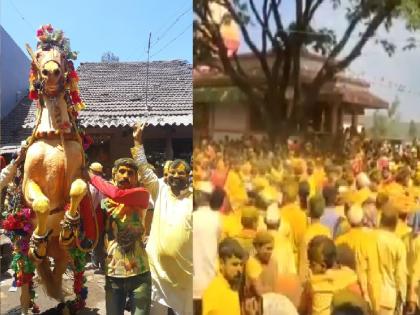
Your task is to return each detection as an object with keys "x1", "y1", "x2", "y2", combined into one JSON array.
[
  {"x1": 222, "y1": 157, "x2": 248, "y2": 239},
  {"x1": 221, "y1": 206, "x2": 243, "y2": 240},
  {"x1": 224, "y1": 156, "x2": 248, "y2": 210},
  {"x1": 375, "y1": 192, "x2": 389, "y2": 228},
  {"x1": 335, "y1": 205, "x2": 381, "y2": 314},
  {"x1": 407, "y1": 229, "x2": 420, "y2": 315},
  {"x1": 300, "y1": 235, "x2": 368, "y2": 315},
  {"x1": 353, "y1": 172, "x2": 375, "y2": 206},
  {"x1": 264, "y1": 204, "x2": 296, "y2": 275},
  {"x1": 375, "y1": 203, "x2": 407, "y2": 315},
  {"x1": 202, "y1": 238, "x2": 245, "y2": 315},
  {"x1": 279, "y1": 178, "x2": 308, "y2": 269},
  {"x1": 235, "y1": 206, "x2": 259, "y2": 255},
  {"x1": 299, "y1": 195, "x2": 331, "y2": 281},
  {"x1": 312, "y1": 158, "x2": 326, "y2": 192},
  {"x1": 387, "y1": 168, "x2": 415, "y2": 240},
  {"x1": 245, "y1": 231, "x2": 278, "y2": 297}
]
